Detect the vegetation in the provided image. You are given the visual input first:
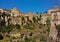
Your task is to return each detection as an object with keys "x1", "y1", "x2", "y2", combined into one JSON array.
[
  {"x1": 33, "y1": 16, "x2": 37, "y2": 23},
  {"x1": 15, "y1": 24, "x2": 21, "y2": 31},
  {"x1": 46, "y1": 18, "x2": 50, "y2": 26},
  {"x1": 46, "y1": 18, "x2": 50, "y2": 33},
  {"x1": 23, "y1": 23, "x2": 35, "y2": 30},
  {"x1": 0, "y1": 23, "x2": 21, "y2": 33},
  {"x1": 39, "y1": 14, "x2": 42, "y2": 21},
  {"x1": 46, "y1": 27, "x2": 50, "y2": 33},
  {"x1": 32, "y1": 38, "x2": 36, "y2": 42},
  {"x1": 0, "y1": 12, "x2": 50, "y2": 42},
  {"x1": 0, "y1": 24, "x2": 15, "y2": 33},
  {"x1": 24, "y1": 36, "x2": 31, "y2": 42},
  {"x1": 56, "y1": 24, "x2": 60, "y2": 30}
]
